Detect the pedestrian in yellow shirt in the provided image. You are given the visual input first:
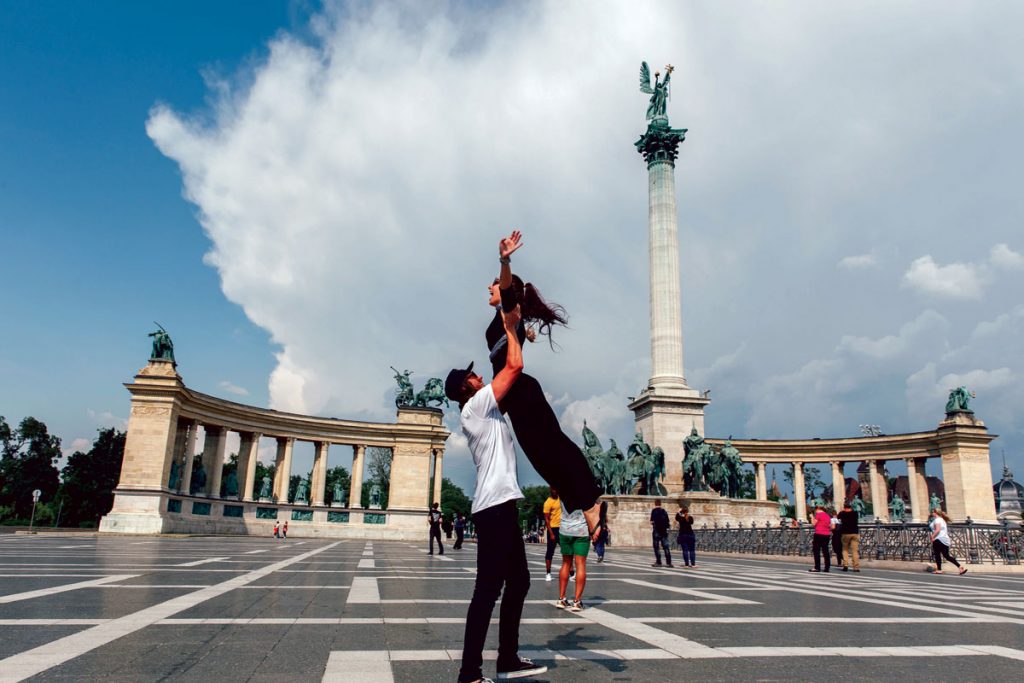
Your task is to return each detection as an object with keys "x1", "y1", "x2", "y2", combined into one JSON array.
[{"x1": 543, "y1": 488, "x2": 561, "y2": 582}]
